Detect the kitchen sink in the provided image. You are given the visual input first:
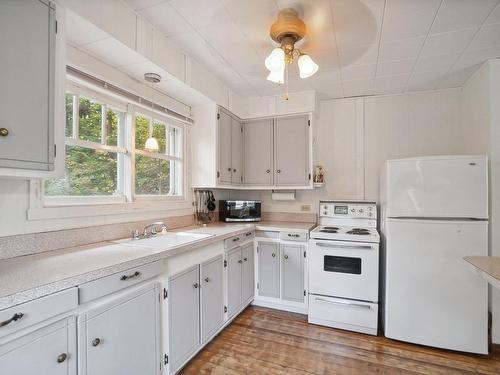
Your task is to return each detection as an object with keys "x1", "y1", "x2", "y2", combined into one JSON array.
[{"x1": 113, "y1": 232, "x2": 215, "y2": 249}]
